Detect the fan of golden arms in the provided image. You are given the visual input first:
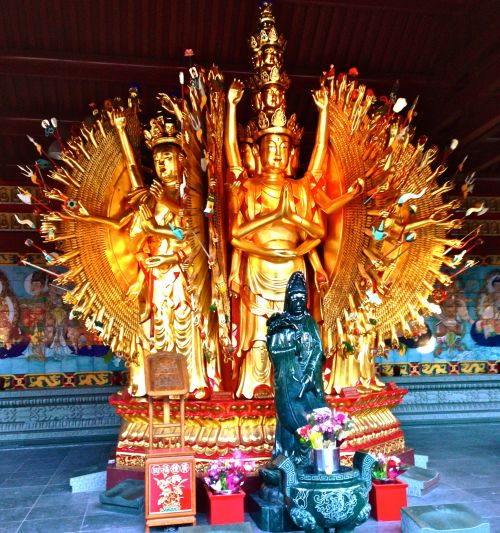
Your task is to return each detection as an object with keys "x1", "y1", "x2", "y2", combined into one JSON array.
[{"x1": 246, "y1": 1, "x2": 302, "y2": 145}]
